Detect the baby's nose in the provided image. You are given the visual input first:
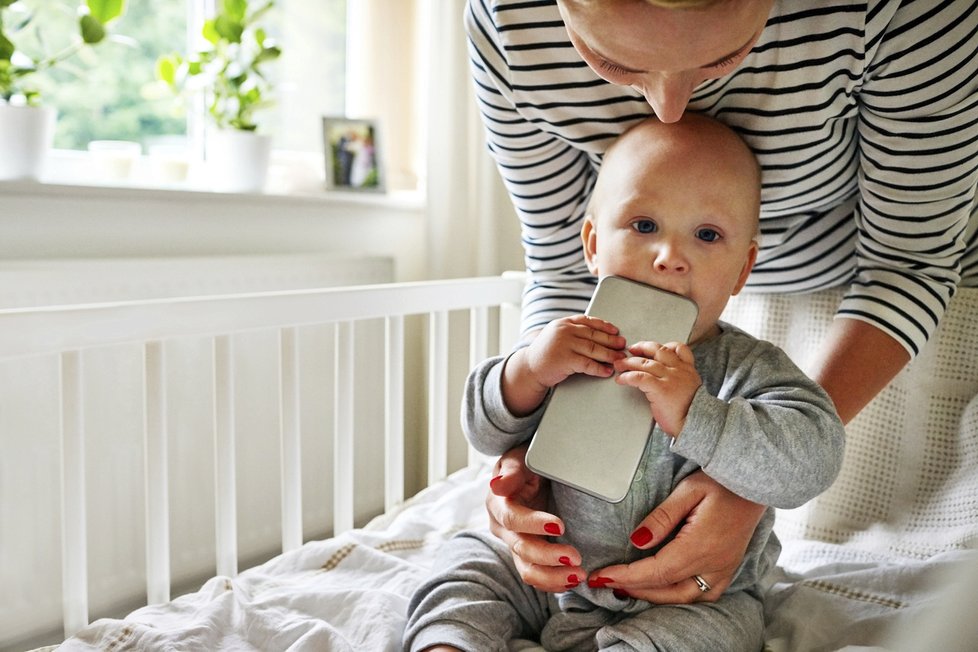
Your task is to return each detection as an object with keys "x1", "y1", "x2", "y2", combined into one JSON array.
[{"x1": 654, "y1": 244, "x2": 689, "y2": 273}]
